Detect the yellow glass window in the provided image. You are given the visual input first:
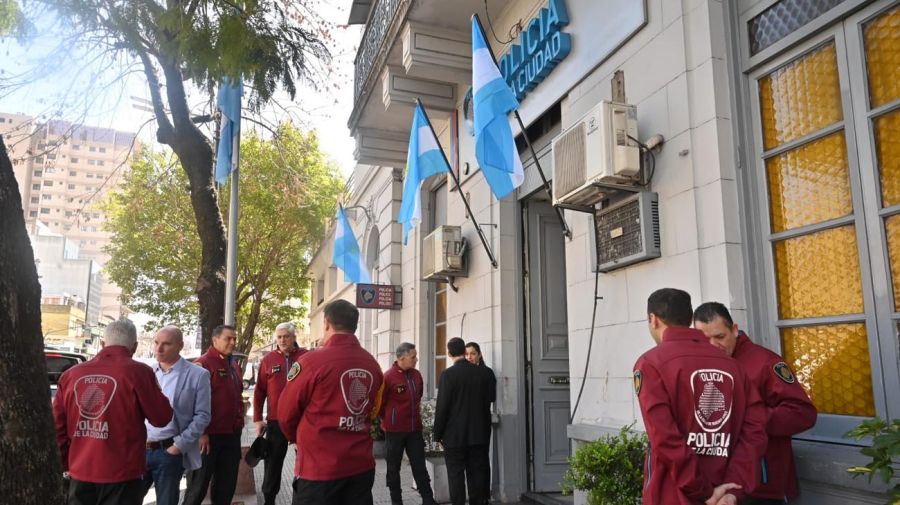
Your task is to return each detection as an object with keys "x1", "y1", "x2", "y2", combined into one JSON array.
[
  {"x1": 759, "y1": 43, "x2": 842, "y2": 150},
  {"x1": 887, "y1": 215, "x2": 900, "y2": 311},
  {"x1": 774, "y1": 225, "x2": 864, "y2": 319},
  {"x1": 766, "y1": 132, "x2": 852, "y2": 232},
  {"x1": 863, "y1": 4, "x2": 900, "y2": 108},
  {"x1": 781, "y1": 323, "x2": 875, "y2": 417},
  {"x1": 873, "y1": 109, "x2": 900, "y2": 208}
]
